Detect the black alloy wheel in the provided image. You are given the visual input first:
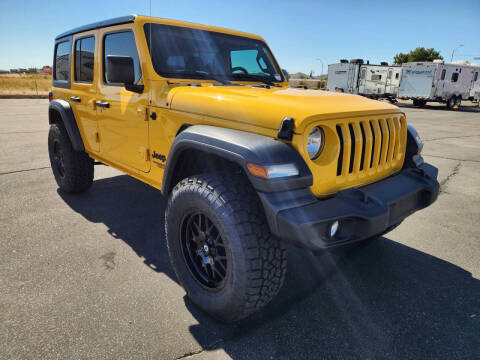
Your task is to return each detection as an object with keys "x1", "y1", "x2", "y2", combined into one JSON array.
[{"x1": 180, "y1": 211, "x2": 228, "y2": 289}]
